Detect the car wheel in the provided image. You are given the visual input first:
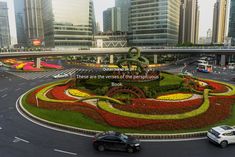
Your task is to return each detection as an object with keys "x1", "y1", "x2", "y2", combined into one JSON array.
[
  {"x1": 97, "y1": 145, "x2": 105, "y2": 152},
  {"x1": 220, "y1": 141, "x2": 228, "y2": 148},
  {"x1": 127, "y1": 147, "x2": 134, "y2": 153}
]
